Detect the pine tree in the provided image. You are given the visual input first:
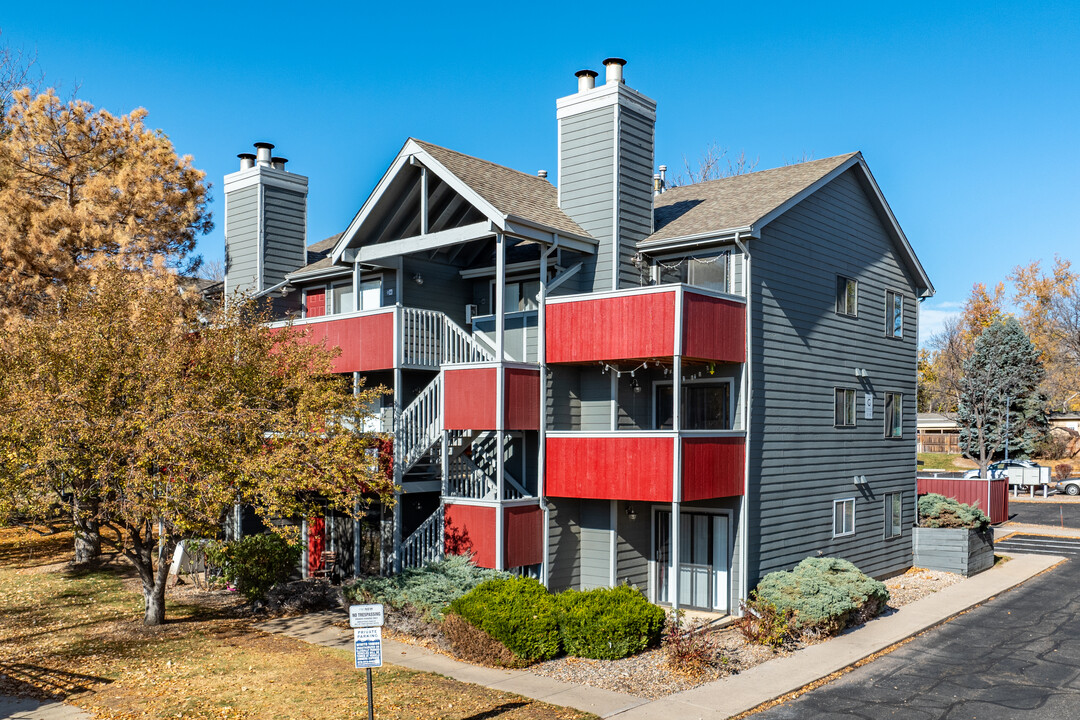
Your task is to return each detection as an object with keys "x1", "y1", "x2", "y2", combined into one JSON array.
[{"x1": 958, "y1": 317, "x2": 1047, "y2": 476}]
